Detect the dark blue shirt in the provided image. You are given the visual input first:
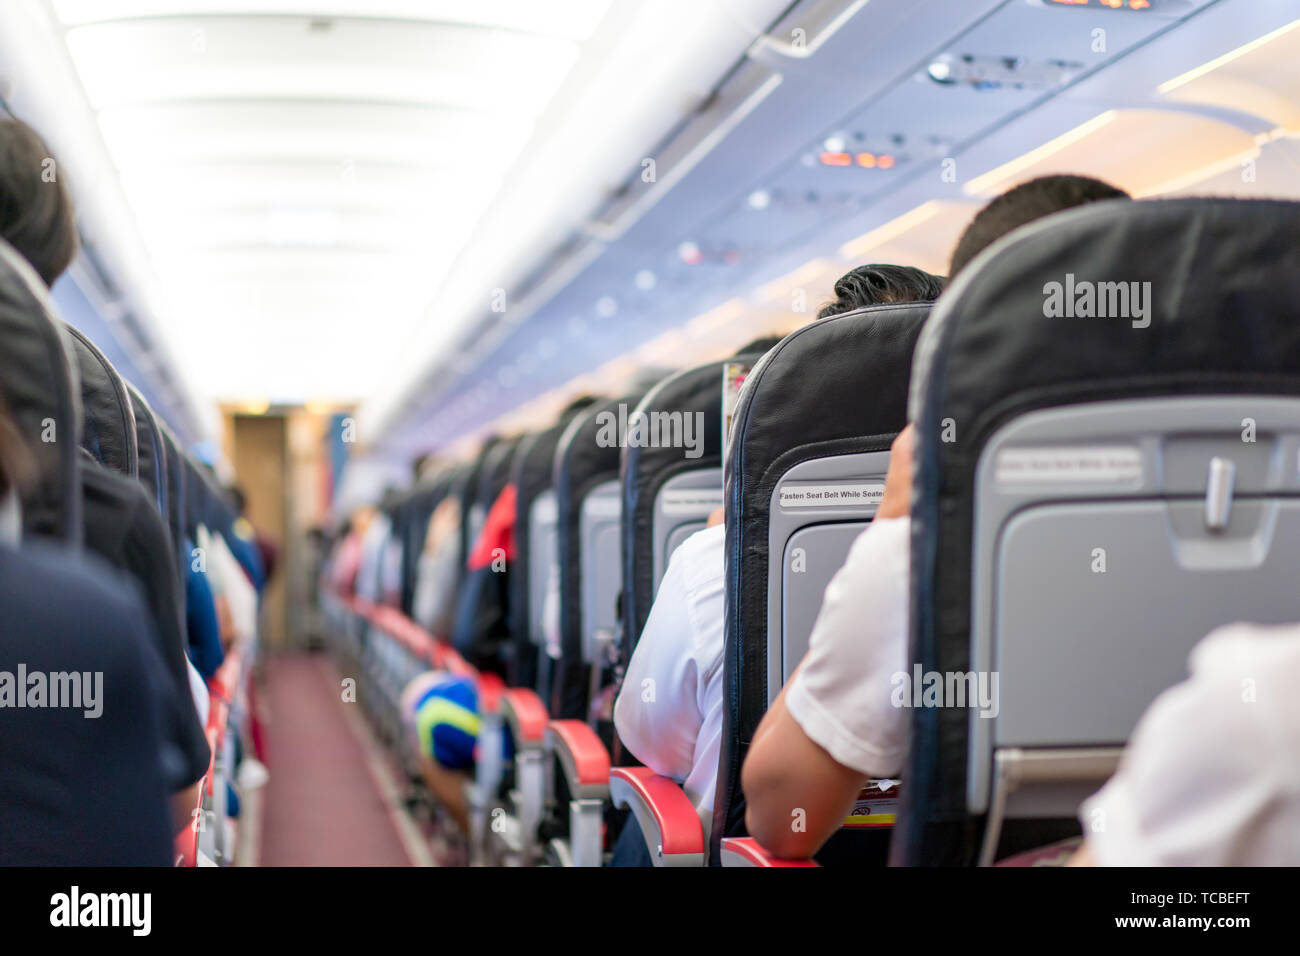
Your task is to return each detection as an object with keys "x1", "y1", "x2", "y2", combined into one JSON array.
[{"x1": 0, "y1": 540, "x2": 174, "y2": 865}]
